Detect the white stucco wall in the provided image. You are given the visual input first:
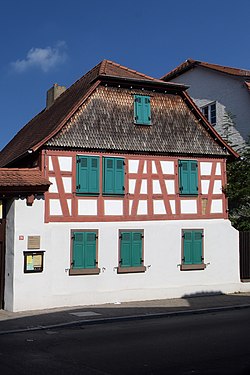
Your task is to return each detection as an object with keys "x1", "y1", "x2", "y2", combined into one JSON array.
[
  {"x1": 170, "y1": 68, "x2": 249, "y2": 150},
  {"x1": 4, "y1": 197, "x2": 243, "y2": 312}
]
